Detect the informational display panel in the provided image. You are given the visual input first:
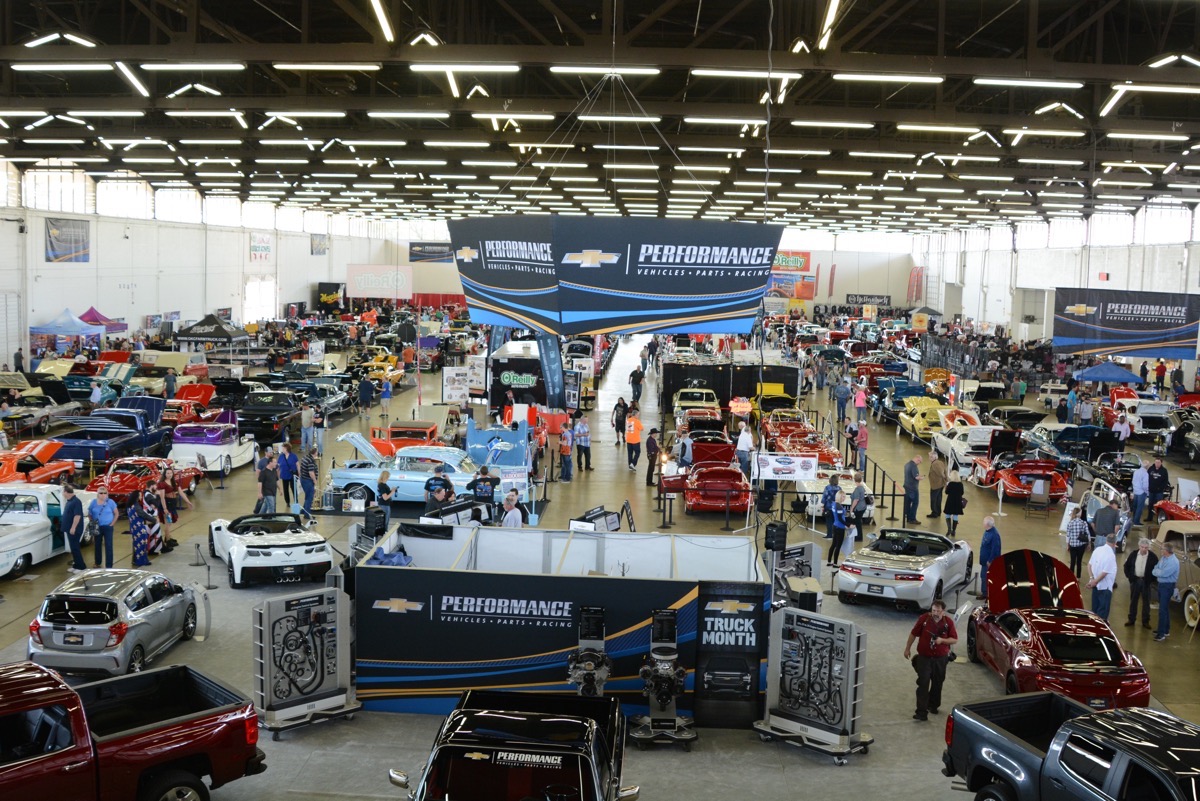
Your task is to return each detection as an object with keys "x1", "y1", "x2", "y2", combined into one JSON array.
[
  {"x1": 766, "y1": 607, "x2": 866, "y2": 738},
  {"x1": 693, "y1": 580, "x2": 770, "y2": 727},
  {"x1": 1053, "y1": 288, "x2": 1200, "y2": 359}
]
